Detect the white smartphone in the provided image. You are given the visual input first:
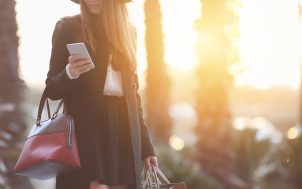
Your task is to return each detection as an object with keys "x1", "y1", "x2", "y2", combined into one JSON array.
[{"x1": 66, "y1": 43, "x2": 95, "y2": 69}]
